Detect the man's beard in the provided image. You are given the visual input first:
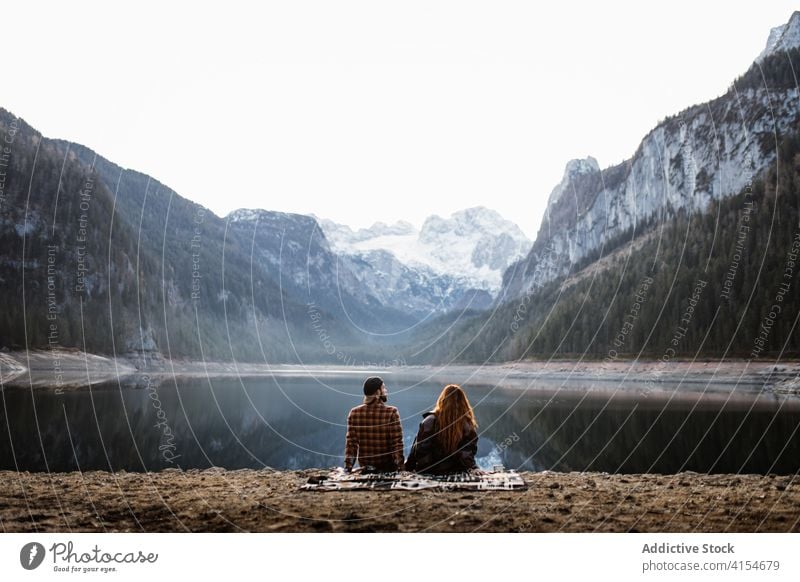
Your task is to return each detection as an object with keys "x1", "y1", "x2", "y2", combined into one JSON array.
[{"x1": 379, "y1": 394, "x2": 388, "y2": 403}]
